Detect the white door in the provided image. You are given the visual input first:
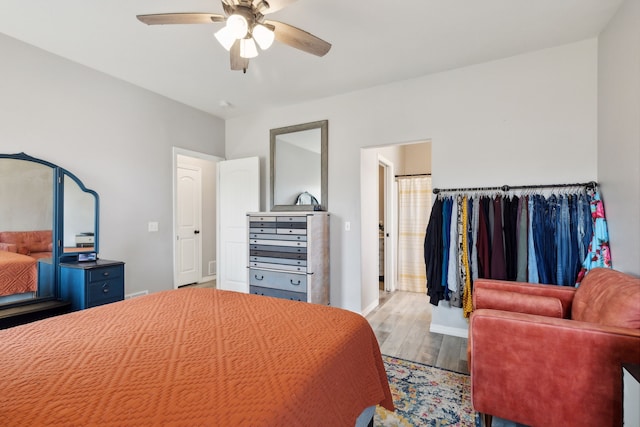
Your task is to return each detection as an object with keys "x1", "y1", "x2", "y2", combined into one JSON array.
[
  {"x1": 217, "y1": 157, "x2": 260, "y2": 293},
  {"x1": 176, "y1": 165, "x2": 202, "y2": 286}
]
